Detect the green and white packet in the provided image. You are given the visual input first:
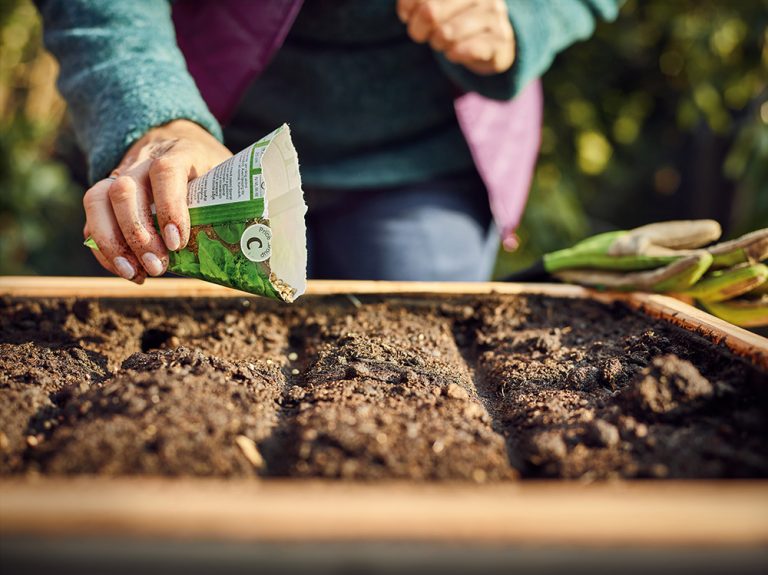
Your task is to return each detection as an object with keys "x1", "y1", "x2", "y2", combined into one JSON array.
[{"x1": 86, "y1": 124, "x2": 307, "y2": 302}]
